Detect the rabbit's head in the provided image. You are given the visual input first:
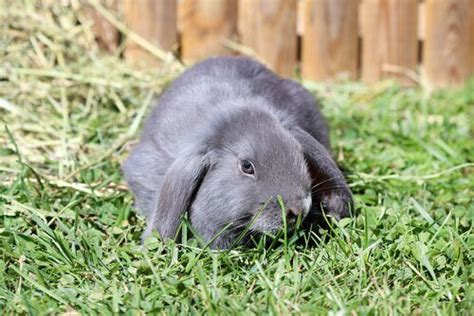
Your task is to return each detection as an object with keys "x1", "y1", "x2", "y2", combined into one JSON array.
[
  {"x1": 142, "y1": 105, "x2": 351, "y2": 248},
  {"x1": 187, "y1": 107, "x2": 313, "y2": 246}
]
